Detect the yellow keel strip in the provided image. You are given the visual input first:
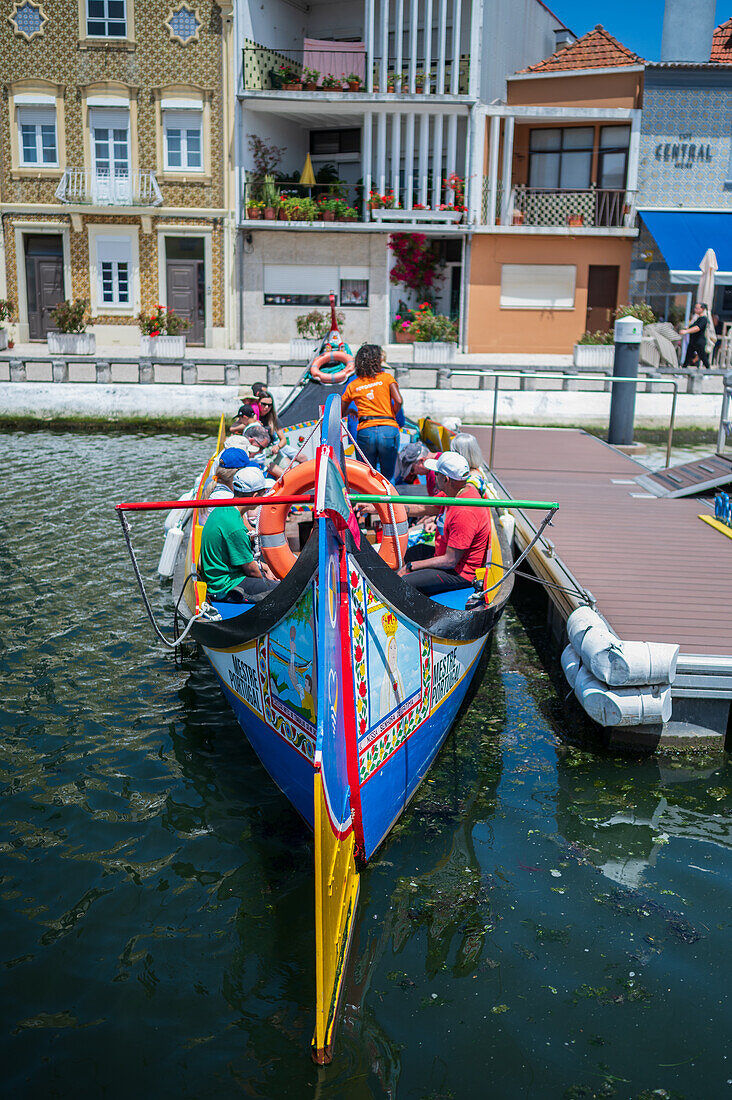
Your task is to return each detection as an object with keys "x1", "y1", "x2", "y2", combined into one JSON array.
[
  {"x1": 699, "y1": 514, "x2": 732, "y2": 540},
  {"x1": 312, "y1": 771, "x2": 360, "y2": 1064}
]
